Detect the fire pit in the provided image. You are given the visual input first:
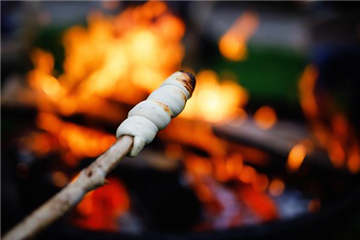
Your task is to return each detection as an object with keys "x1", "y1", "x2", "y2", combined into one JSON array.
[{"x1": 2, "y1": 1, "x2": 360, "y2": 239}]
